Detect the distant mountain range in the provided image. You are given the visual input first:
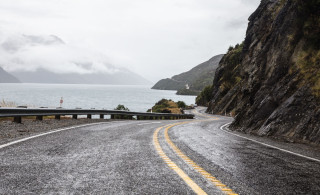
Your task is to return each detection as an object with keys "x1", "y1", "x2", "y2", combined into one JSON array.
[
  {"x1": 152, "y1": 54, "x2": 224, "y2": 95},
  {"x1": 0, "y1": 67, "x2": 20, "y2": 83},
  {"x1": 10, "y1": 68, "x2": 151, "y2": 85},
  {"x1": 0, "y1": 34, "x2": 151, "y2": 85}
]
